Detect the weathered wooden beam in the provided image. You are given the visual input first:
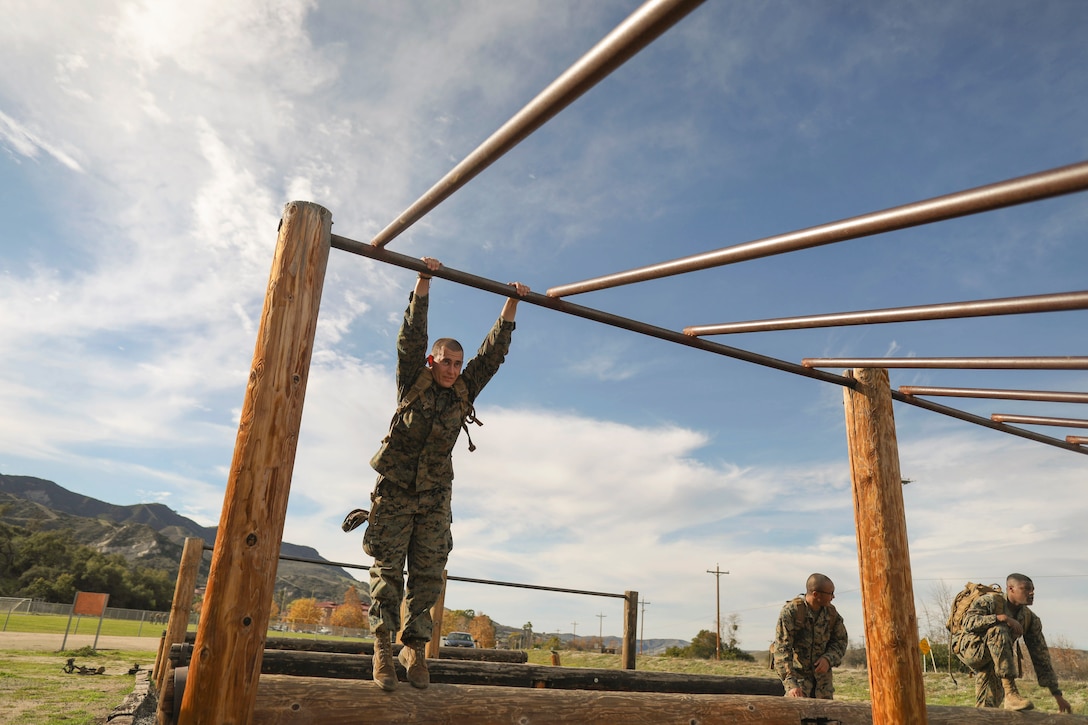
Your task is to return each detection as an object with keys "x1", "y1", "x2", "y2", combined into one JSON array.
[
  {"x1": 843, "y1": 368, "x2": 927, "y2": 725},
  {"x1": 179, "y1": 633, "x2": 529, "y2": 663},
  {"x1": 156, "y1": 538, "x2": 204, "y2": 692},
  {"x1": 251, "y1": 651, "x2": 785, "y2": 694},
  {"x1": 621, "y1": 590, "x2": 638, "y2": 669},
  {"x1": 178, "y1": 202, "x2": 332, "y2": 725},
  {"x1": 243, "y1": 677, "x2": 1076, "y2": 724}
]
